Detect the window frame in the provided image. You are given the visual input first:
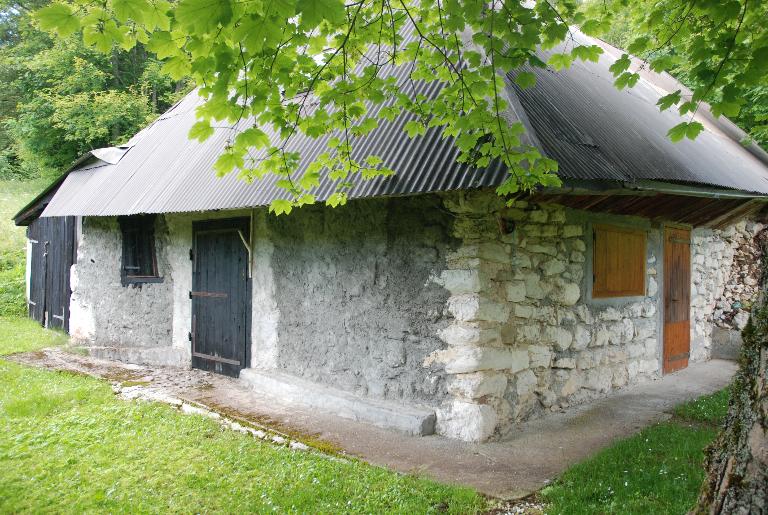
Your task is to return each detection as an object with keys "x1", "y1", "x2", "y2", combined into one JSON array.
[
  {"x1": 591, "y1": 223, "x2": 647, "y2": 299},
  {"x1": 118, "y1": 214, "x2": 163, "y2": 286}
]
